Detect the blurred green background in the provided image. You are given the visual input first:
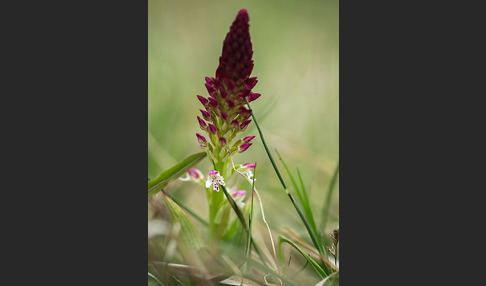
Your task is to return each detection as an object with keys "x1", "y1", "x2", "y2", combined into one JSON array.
[{"x1": 149, "y1": 0, "x2": 338, "y2": 240}]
